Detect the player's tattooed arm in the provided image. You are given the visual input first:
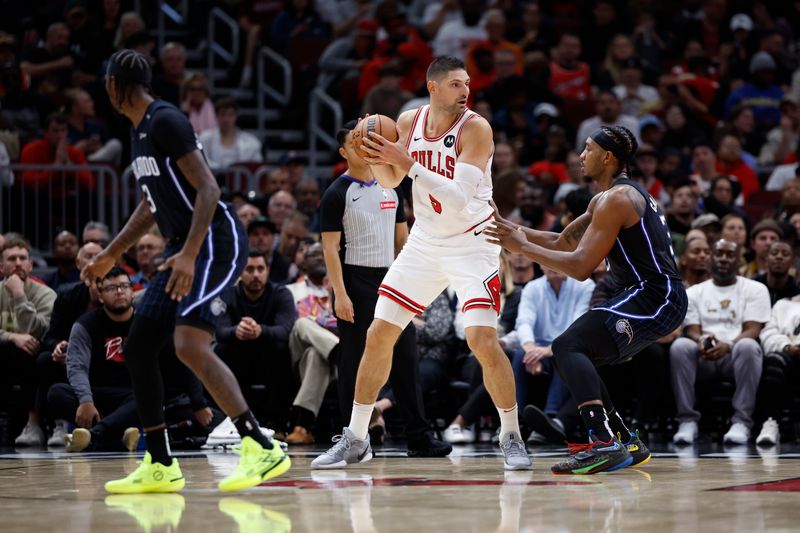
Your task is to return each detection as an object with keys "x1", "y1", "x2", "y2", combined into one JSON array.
[
  {"x1": 561, "y1": 214, "x2": 592, "y2": 248},
  {"x1": 106, "y1": 198, "x2": 156, "y2": 258},
  {"x1": 176, "y1": 150, "x2": 221, "y2": 258}
]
